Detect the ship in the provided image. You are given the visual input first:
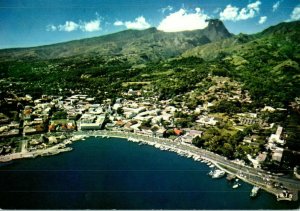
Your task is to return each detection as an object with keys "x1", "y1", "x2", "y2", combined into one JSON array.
[
  {"x1": 211, "y1": 169, "x2": 225, "y2": 179},
  {"x1": 232, "y1": 182, "x2": 241, "y2": 189},
  {"x1": 232, "y1": 179, "x2": 241, "y2": 188},
  {"x1": 250, "y1": 186, "x2": 260, "y2": 197}
]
